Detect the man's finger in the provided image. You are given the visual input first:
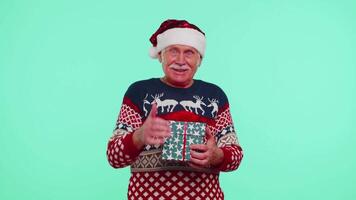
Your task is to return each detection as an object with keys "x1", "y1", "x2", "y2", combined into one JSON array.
[
  {"x1": 150, "y1": 129, "x2": 171, "y2": 138},
  {"x1": 205, "y1": 126, "x2": 216, "y2": 145},
  {"x1": 189, "y1": 157, "x2": 209, "y2": 168},
  {"x1": 190, "y1": 144, "x2": 208, "y2": 152},
  {"x1": 147, "y1": 136, "x2": 166, "y2": 145},
  {"x1": 190, "y1": 149, "x2": 208, "y2": 160},
  {"x1": 149, "y1": 103, "x2": 158, "y2": 118},
  {"x1": 205, "y1": 126, "x2": 213, "y2": 140},
  {"x1": 153, "y1": 117, "x2": 171, "y2": 127}
]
